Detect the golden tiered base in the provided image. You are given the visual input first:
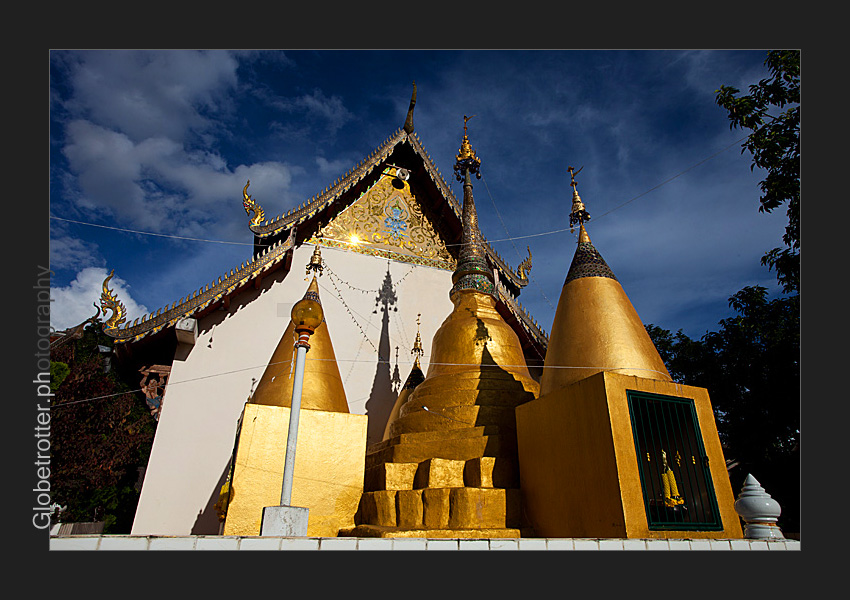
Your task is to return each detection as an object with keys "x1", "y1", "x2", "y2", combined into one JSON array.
[{"x1": 347, "y1": 428, "x2": 529, "y2": 538}]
